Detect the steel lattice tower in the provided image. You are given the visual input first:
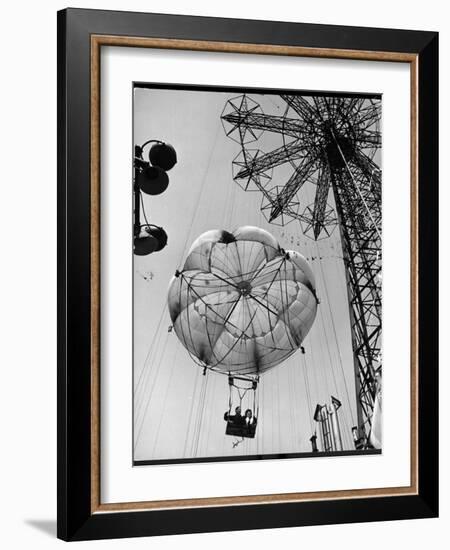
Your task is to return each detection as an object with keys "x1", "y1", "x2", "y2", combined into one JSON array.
[{"x1": 221, "y1": 94, "x2": 382, "y2": 444}]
